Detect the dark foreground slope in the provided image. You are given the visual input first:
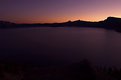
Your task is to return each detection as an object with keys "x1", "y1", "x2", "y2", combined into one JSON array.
[{"x1": 0, "y1": 60, "x2": 121, "y2": 80}]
